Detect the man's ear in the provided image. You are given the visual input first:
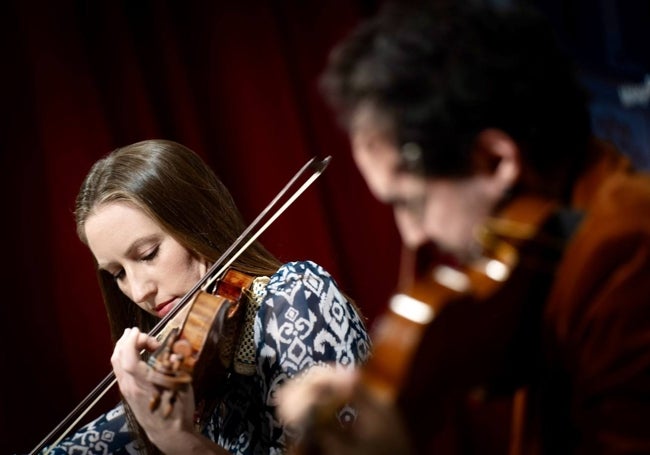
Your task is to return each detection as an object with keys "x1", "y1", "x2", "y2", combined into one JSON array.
[{"x1": 472, "y1": 128, "x2": 521, "y2": 192}]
